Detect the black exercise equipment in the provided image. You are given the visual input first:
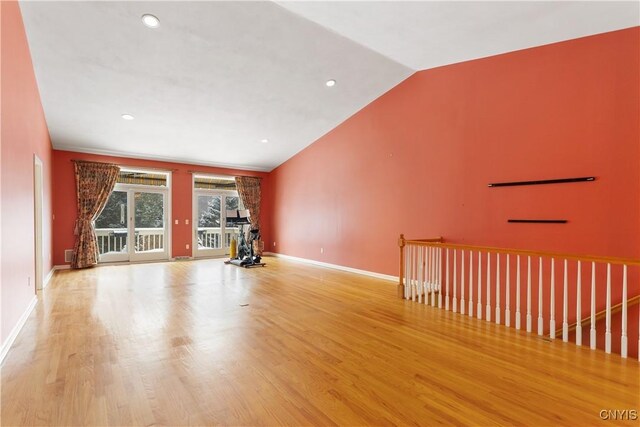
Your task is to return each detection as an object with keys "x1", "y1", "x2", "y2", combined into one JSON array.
[{"x1": 224, "y1": 209, "x2": 266, "y2": 268}]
